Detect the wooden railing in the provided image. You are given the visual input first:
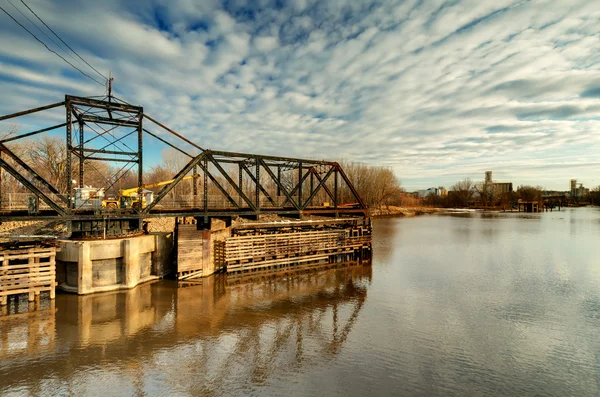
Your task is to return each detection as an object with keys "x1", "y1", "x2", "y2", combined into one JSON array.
[{"x1": 0, "y1": 247, "x2": 56, "y2": 306}]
